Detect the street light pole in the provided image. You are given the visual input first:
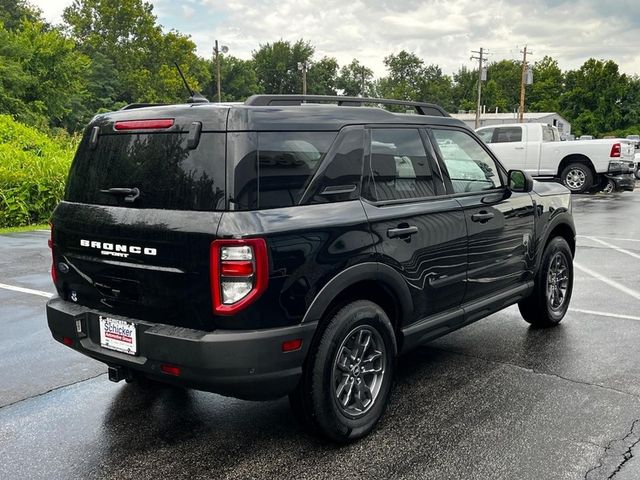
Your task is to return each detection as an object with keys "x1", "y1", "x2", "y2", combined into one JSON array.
[
  {"x1": 213, "y1": 40, "x2": 229, "y2": 103},
  {"x1": 297, "y1": 62, "x2": 307, "y2": 95}
]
